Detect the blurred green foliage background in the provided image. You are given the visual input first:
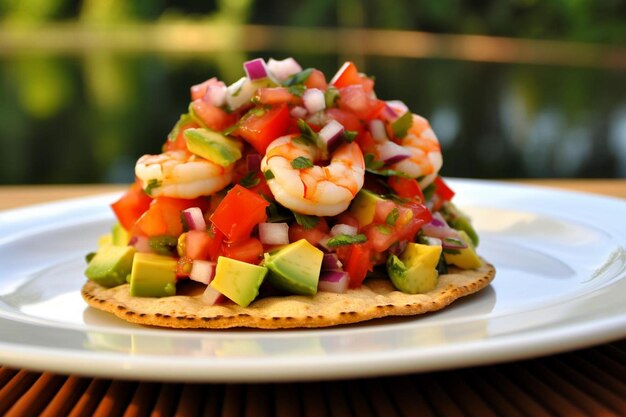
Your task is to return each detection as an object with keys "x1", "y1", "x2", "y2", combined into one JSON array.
[{"x1": 0, "y1": 0, "x2": 625, "y2": 184}]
